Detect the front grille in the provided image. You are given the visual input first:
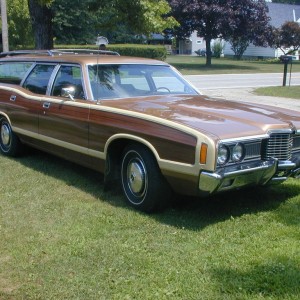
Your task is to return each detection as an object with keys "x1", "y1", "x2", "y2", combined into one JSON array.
[
  {"x1": 262, "y1": 133, "x2": 293, "y2": 161},
  {"x1": 244, "y1": 142, "x2": 261, "y2": 160}
]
